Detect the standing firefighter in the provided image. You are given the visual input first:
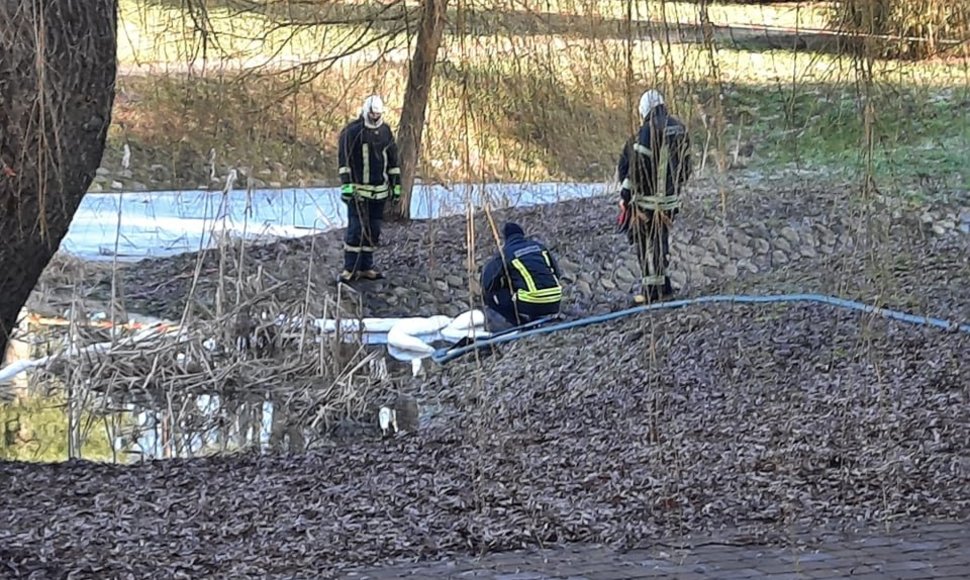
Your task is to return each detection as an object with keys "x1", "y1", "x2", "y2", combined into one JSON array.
[
  {"x1": 337, "y1": 94, "x2": 402, "y2": 282},
  {"x1": 616, "y1": 89, "x2": 693, "y2": 303},
  {"x1": 480, "y1": 222, "x2": 564, "y2": 330}
]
